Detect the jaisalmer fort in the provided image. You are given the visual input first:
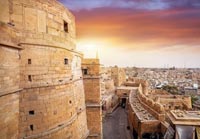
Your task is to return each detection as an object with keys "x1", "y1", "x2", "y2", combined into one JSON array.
[{"x1": 0, "y1": 0, "x2": 200, "y2": 139}]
